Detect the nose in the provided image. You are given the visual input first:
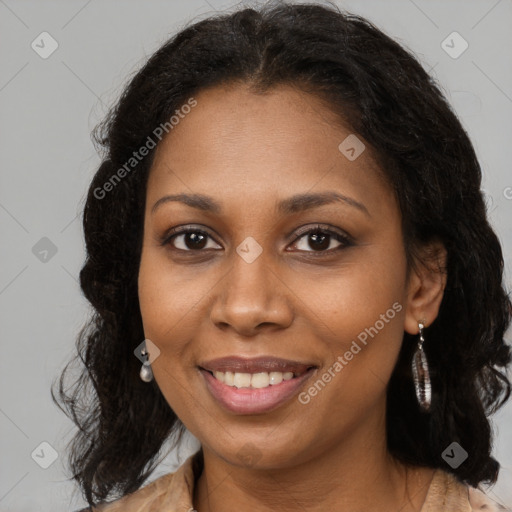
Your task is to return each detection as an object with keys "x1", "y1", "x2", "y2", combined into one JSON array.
[{"x1": 209, "y1": 248, "x2": 294, "y2": 337}]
